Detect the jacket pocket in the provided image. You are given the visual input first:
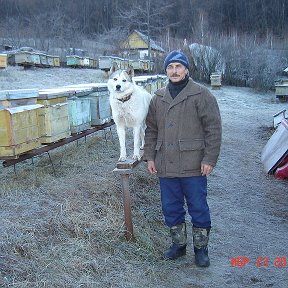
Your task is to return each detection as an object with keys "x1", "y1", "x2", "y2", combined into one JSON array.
[
  {"x1": 155, "y1": 140, "x2": 163, "y2": 151},
  {"x1": 155, "y1": 140, "x2": 163, "y2": 173},
  {"x1": 179, "y1": 139, "x2": 204, "y2": 172}
]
